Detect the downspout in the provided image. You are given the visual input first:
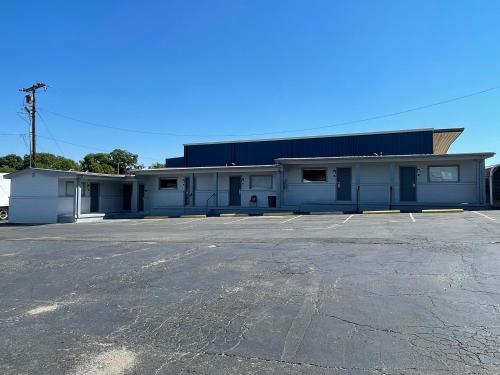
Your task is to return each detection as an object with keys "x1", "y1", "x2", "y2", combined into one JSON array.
[
  {"x1": 278, "y1": 166, "x2": 283, "y2": 208},
  {"x1": 215, "y1": 172, "x2": 219, "y2": 207},
  {"x1": 491, "y1": 166, "x2": 497, "y2": 207}
]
